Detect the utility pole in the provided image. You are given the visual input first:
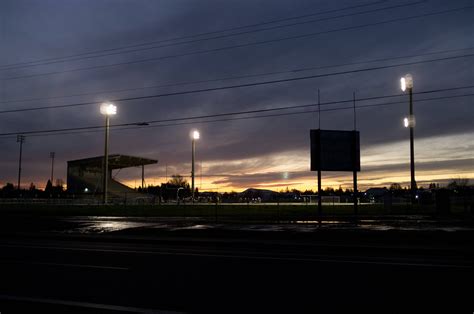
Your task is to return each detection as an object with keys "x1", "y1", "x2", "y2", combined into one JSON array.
[
  {"x1": 191, "y1": 130, "x2": 200, "y2": 202},
  {"x1": 353, "y1": 92, "x2": 358, "y2": 216},
  {"x1": 317, "y1": 89, "x2": 322, "y2": 217},
  {"x1": 141, "y1": 165, "x2": 145, "y2": 189},
  {"x1": 50, "y1": 152, "x2": 55, "y2": 184},
  {"x1": 17, "y1": 135, "x2": 25, "y2": 191},
  {"x1": 409, "y1": 86, "x2": 416, "y2": 204},
  {"x1": 401, "y1": 74, "x2": 416, "y2": 204},
  {"x1": 192, "y1": 138, "x2": 195, "y2": 202},
  {"x1": 100, "y1": 103, "x2": 116, "y2": 205},
  {"x1": 103, "y1": 114, "x2": 110, "y2": 204}
]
